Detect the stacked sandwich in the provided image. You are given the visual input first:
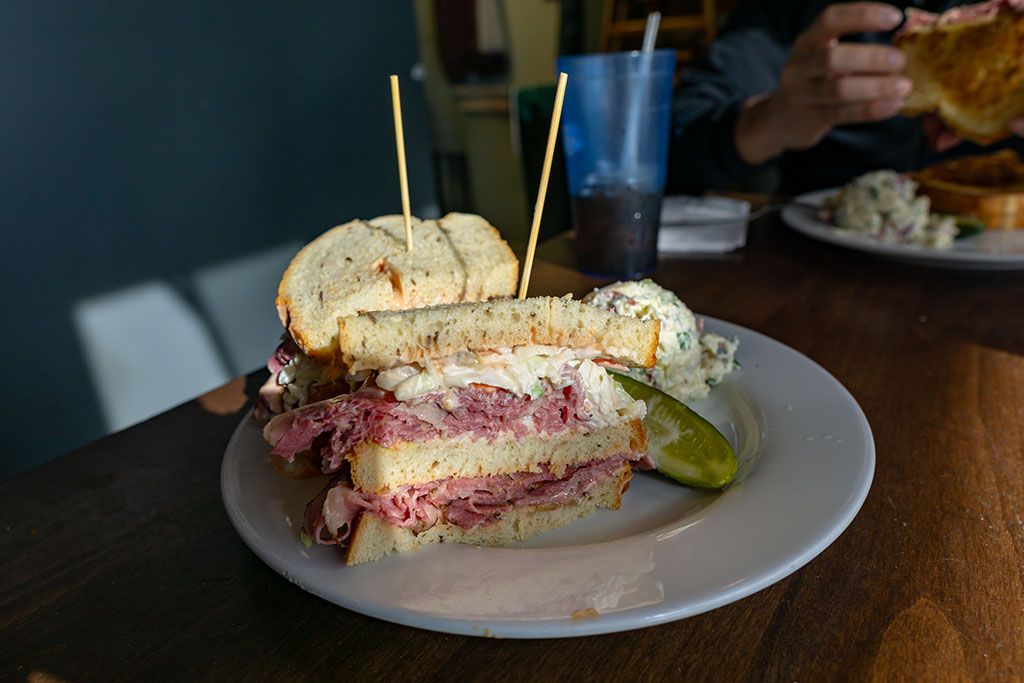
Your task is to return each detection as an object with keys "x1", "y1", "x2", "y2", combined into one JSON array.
[
  {"x1": 257, "y1": 213, "x2": 518, "y2": 419},
  {"x1": 263, "y1": 297, "x2": 660, "y2": 564}
]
